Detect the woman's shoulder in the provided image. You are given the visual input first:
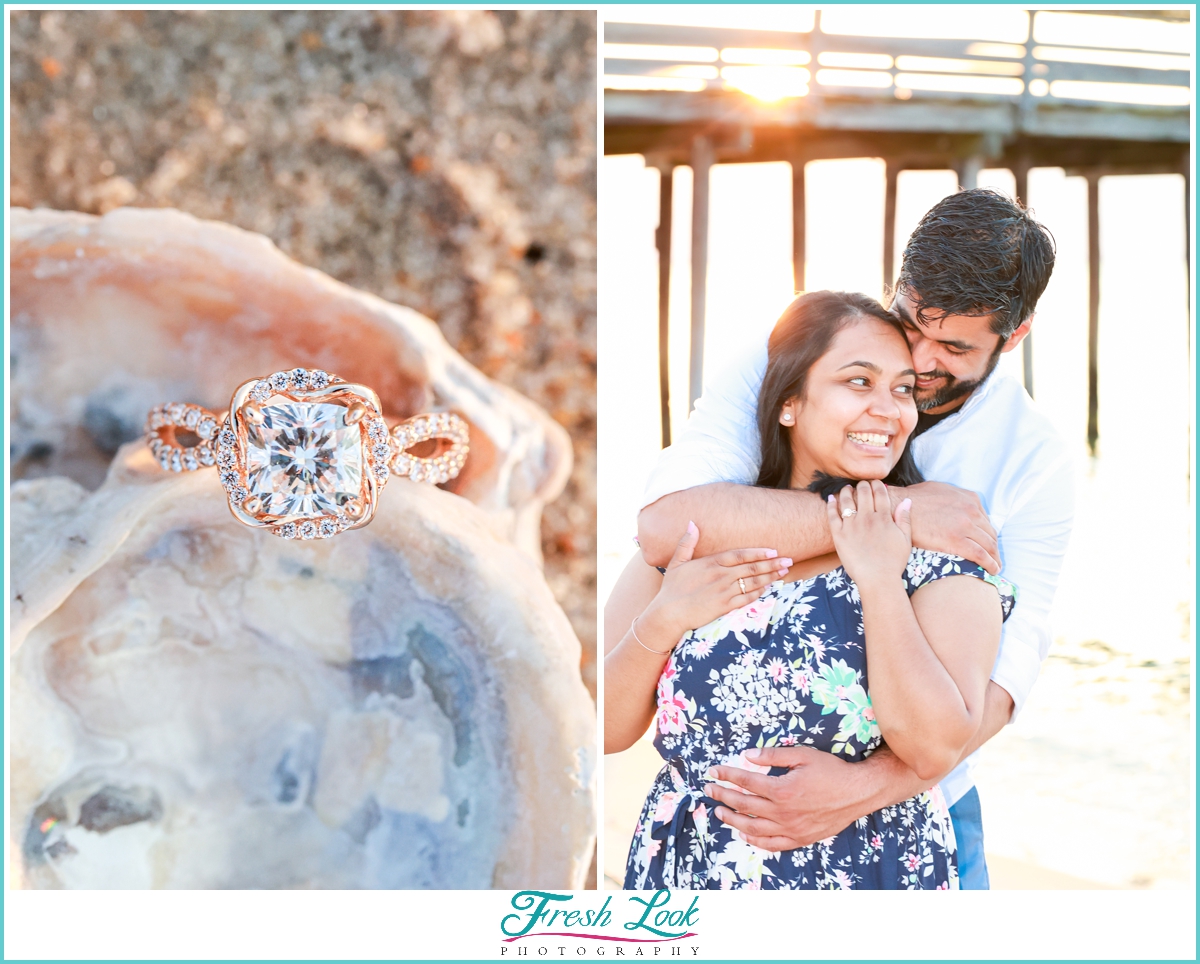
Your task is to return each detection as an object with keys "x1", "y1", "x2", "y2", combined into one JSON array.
[
  {"x1": 902, "y1": 548, "x2": 974, "y2": 585},
  {"x1": 902, "y1": 549, "x2": 1017, "y2": 620}
]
